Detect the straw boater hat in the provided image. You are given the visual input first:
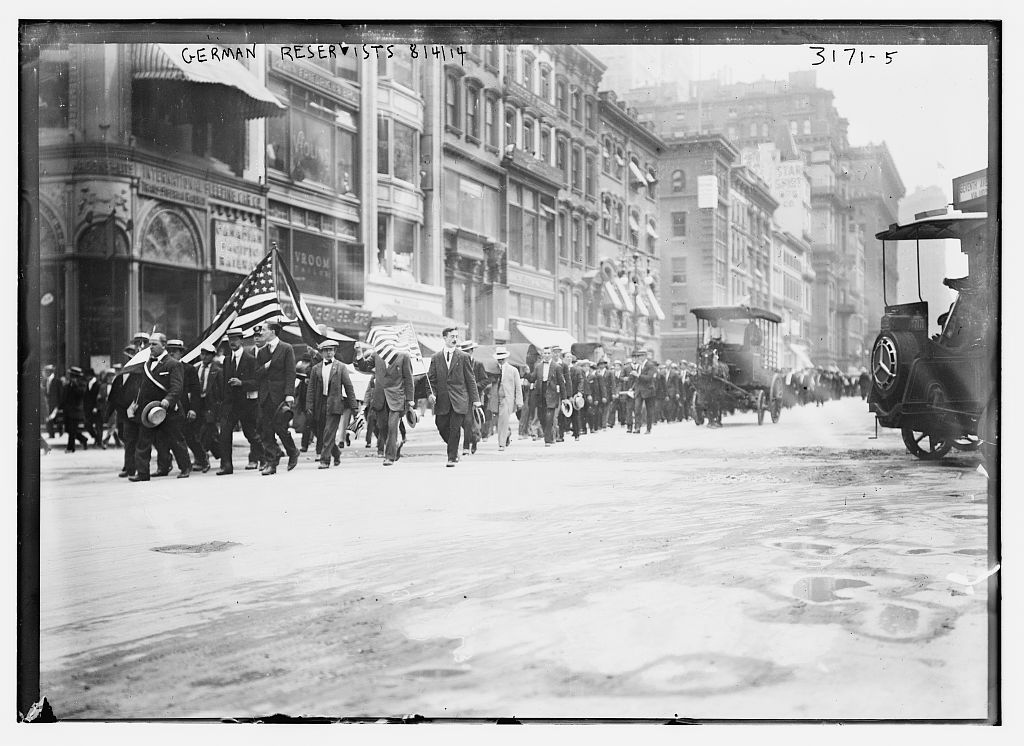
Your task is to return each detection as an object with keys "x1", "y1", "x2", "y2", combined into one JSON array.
[
  {"x1": 560, "y1": 398, "x2": 574, "y2": 418},
  {"x1": 493, "y1": 346, "x2": 510, "y2": 360},
  {"x1": 140, "y1": 400, "x2": 167, "y2": 428},
  {"x1": 319, "y1": 339, "x2": 338, "y2": 351},
  {"x1": 472, "y1": 405, "x2": 486, "y2": 428},
  {"x1": 199, "y1": 342, "x2": 217, "y2": 354},
  {"x1": 572, "y1": 392, "x2": 585, "y2": 411},
  {"x1": 133, "y1": 331, "x2": 151, "y2": 343},
  {"x1": 459, "y1": 340, "x2": 478, "y2": 352},
  {"x1": 166, "y1": 339, "x2": 185, "y2": 350}
]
